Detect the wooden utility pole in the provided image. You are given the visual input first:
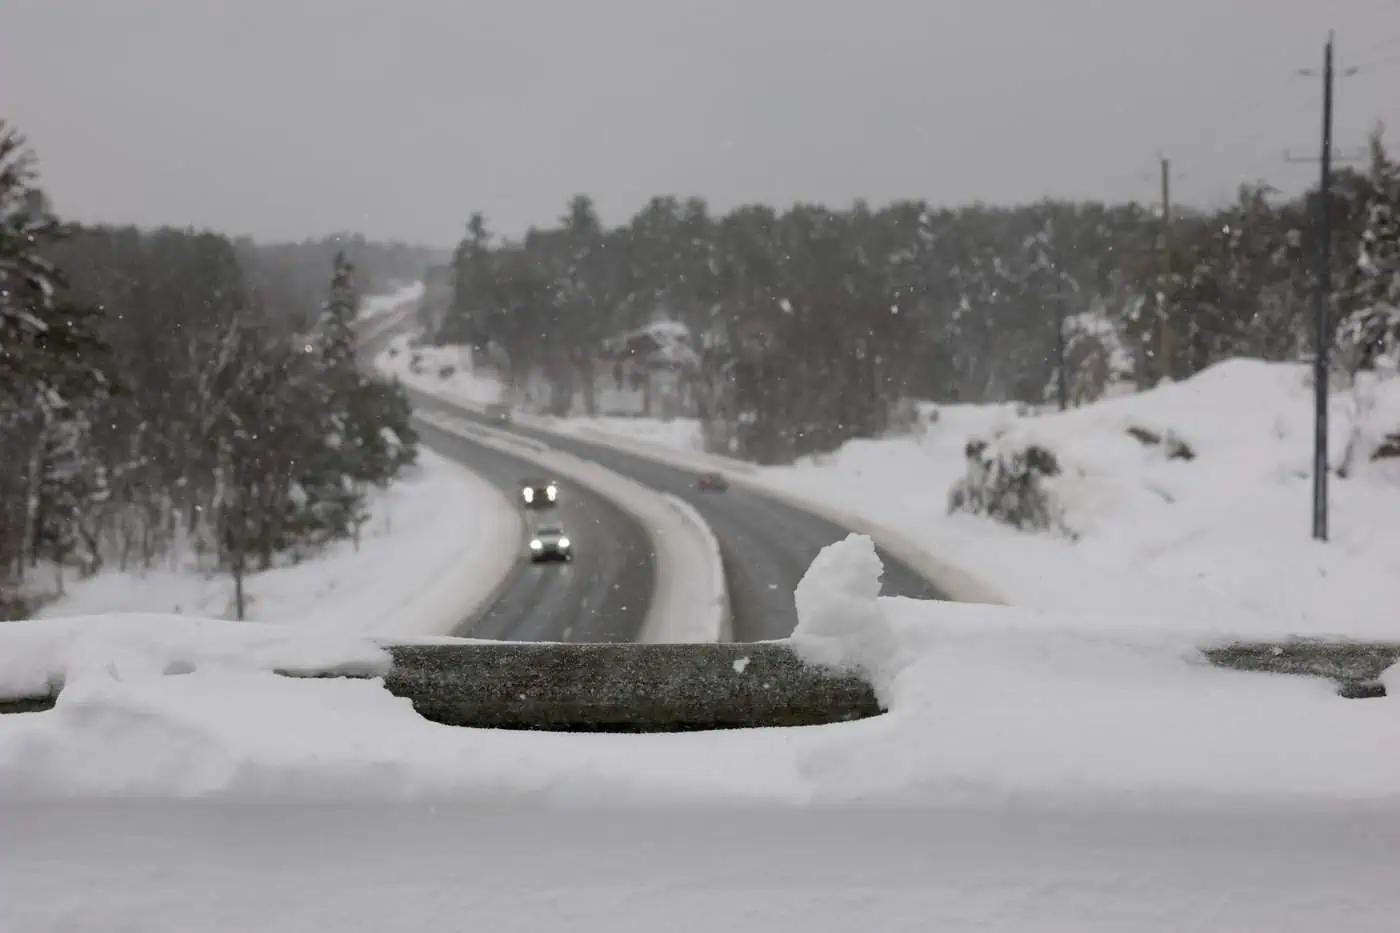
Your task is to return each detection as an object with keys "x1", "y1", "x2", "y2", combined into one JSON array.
[
  {"x1": 1158, "y1": 156, "x2": 1173, "y2": 382},
  {"x1": 1311, "y1": 32, "x2": 1335, "y2": 542}
]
